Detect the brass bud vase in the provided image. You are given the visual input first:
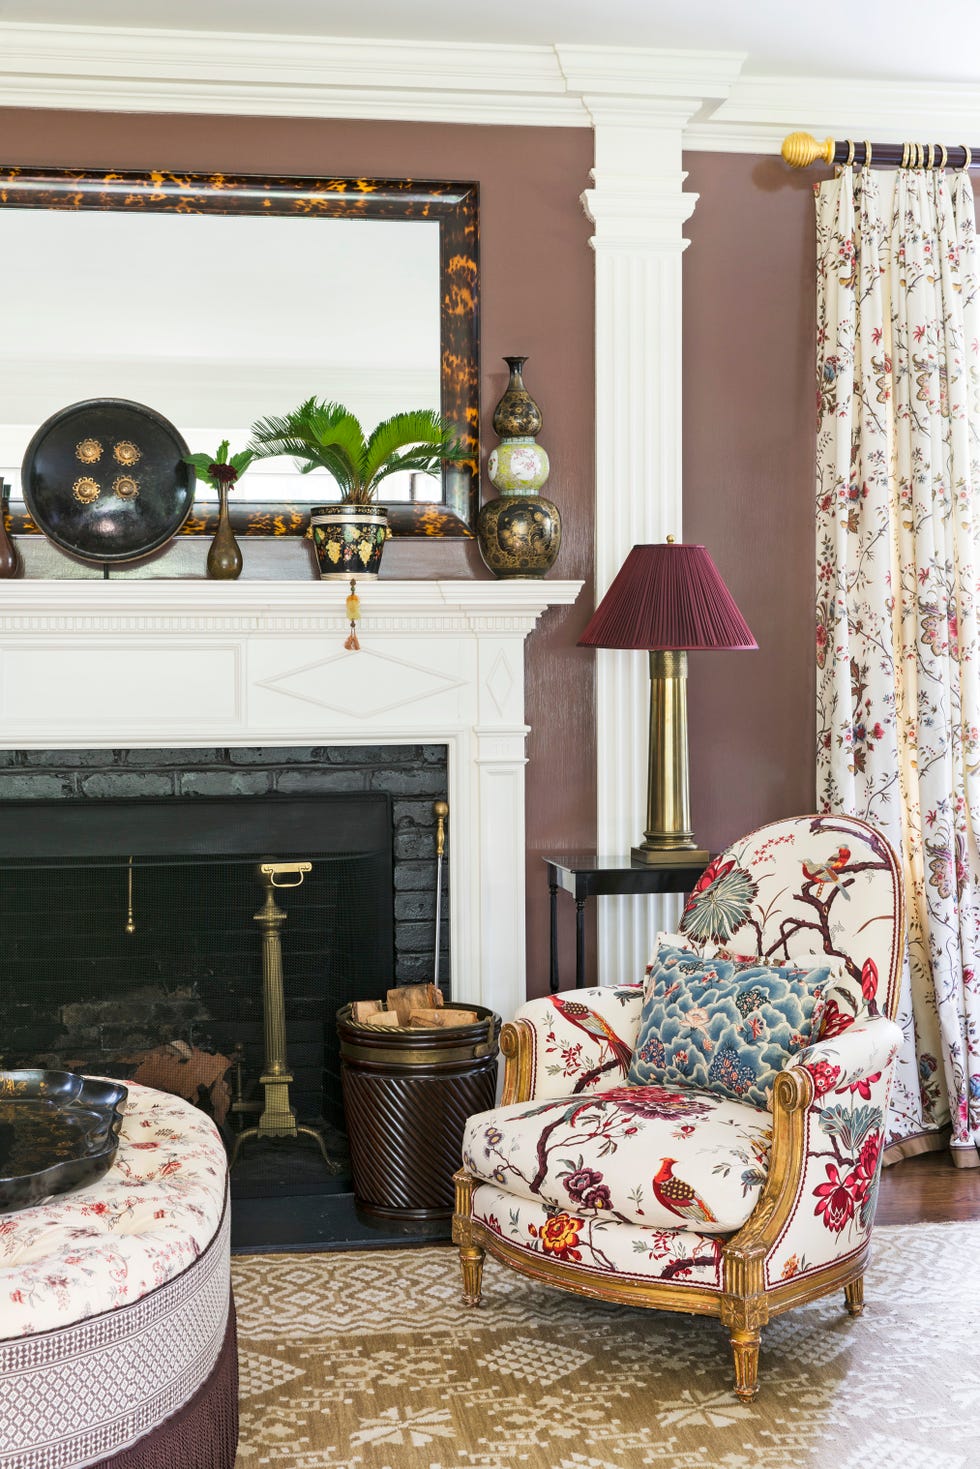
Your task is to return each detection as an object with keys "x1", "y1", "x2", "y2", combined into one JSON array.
[
  {"x1": 206, "y1": 483, "x2": 243, "y2": 579},
  {"x1": 478, "y1": 356, "x2": 561, "y2": 579}
]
